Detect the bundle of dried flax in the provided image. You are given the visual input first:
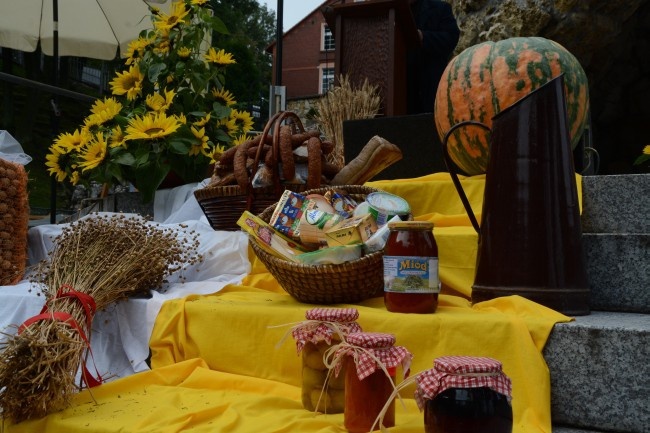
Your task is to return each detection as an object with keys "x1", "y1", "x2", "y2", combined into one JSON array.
[
  {"x1": 313, "y1": 75, "x2": 382, "y2": 169},
  {"x1": 0, "y1": 213, "x2": 202, "y2": 422}
]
